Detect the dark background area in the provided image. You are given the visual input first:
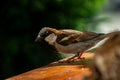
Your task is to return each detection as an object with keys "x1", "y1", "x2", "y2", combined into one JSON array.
[{"x1": 0, "y1": 0, "x2": 107, "y2": 79}]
